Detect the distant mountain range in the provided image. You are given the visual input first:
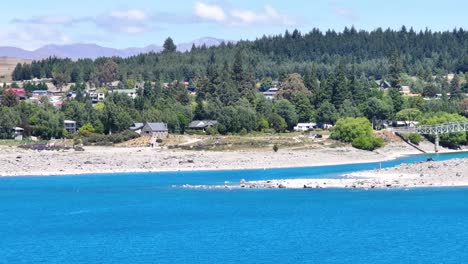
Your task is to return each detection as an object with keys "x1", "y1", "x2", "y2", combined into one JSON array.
[{"x1": 0, "y1": 37, "x2": 229, "y2": 60}]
